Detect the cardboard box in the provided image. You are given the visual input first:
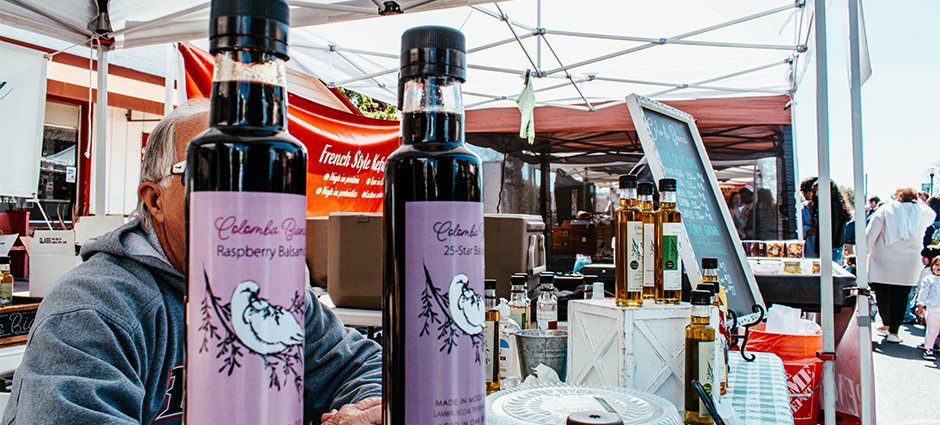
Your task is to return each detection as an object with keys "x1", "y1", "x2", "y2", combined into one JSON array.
[
  {"x1": 483, "y1": 214, "x2": 546, "y2": 299},
  {"x1": 327, "y1": 213, "x2": 382, "y2": 310},
  {"x1": 74, "y1": 215, "x2": 125, "y2": 246},
  {"x1": 567, "y1": 299, "x2": 691, "y2": 409},
  {"x1": 305, "y1": 217, "x2": 328, "y2": 288},
  {"x1": 29, "y1": 230, "x2": 80, "y2": 297}
]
